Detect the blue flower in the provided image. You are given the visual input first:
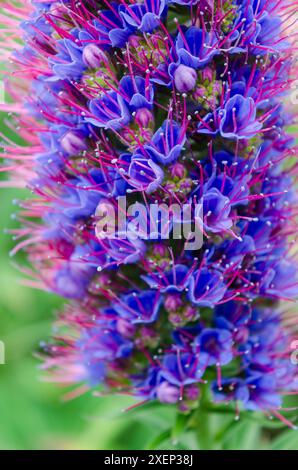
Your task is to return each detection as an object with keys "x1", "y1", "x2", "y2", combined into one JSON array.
[
  {"x1": 243, "y1": 374, "x2": 282, "y2": 411},
  {"x1": 201, "y1": 188, "x2": 233, "y2": 234},
  {"x1": 221, "y1": 236, "x2": 256, "y2": 267},
  {"x1": 50, "y1": 30, "x2": 86, "y2": 81},
  {"x1": 113, "y1": 290, "x2": 162, "y2": 324},
  {"x1": 142, "y1": 264, "x2": 190, "y2": 292},
  {"x1": 219, "y1": 95, "x2": 262, "y2": 140},
  {"x1": 215, "y1": 301, "x2": 251, "y2": 334},
  {"x1": 257, "y1": 260, "x2": 298, "y2": 300},
  {"x1": 119, "y1": 75, "x2": 154, "y2": 112},
  {"x1": 54, "y1": 245, "x2": 98, "y2": 299},
  {"x1": 145, "y1": 120, "x2": 186, "y2": 165},
  {"x1": 128, "y1": 153, "x2": 164, "y2": 193},
  {"x1": 87, "y1": 91, "x2": 130, "y2": 130},
  {"x1": 161, "y1": 352, "x2": 206, "y2": 386},
  {"x1": 100, "y1": 234, "x2": 146, "y2": 266},
  {"x1": 195, "y1": 328, "x2": 234, "y2": 366},
  {"x1": 78, "y1": 322, "x2": 133, "y2": 385},
  {"x1": 119, "y1": 0, "x2": 167, "y2": 33},
  {"x1": 171, "y1": 26, "x2": 219, "y2": 70},
  {"x1": 233, "y1": 1, "x2": 288, "y2": 56},
  {"x1": 212, "y1": 378, "x2": 250, "y2": 403},
  {"x1": 93, "y1": 6, "x2": 134, "y2": 49},
  {"x1": 188, "y1": 268, "x2": 227, "y2": 307}
]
